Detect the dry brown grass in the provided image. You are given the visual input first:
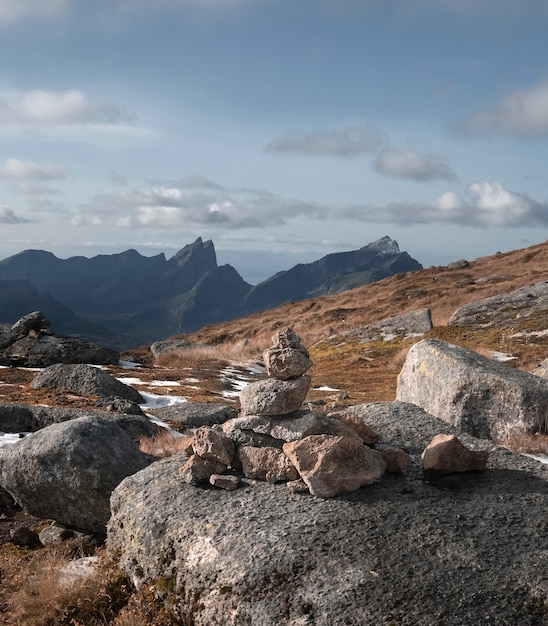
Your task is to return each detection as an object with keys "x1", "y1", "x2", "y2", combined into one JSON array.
[
  {"x1": 497, "y1": 433, "x2": 548, "y2": 456},
  {"x1": 139, "y1": 429, "x2": 194, "y2": 457},
  {"x1": 2, "y1": 546, "x2": 178, "y2": 626}
]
